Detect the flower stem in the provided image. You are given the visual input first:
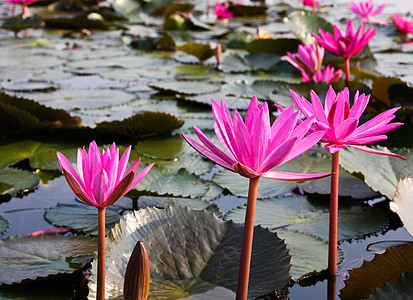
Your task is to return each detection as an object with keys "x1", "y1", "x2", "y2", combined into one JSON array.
[
  {"x1": 328, "y1": 152, "x2": 340, "y2": 277},
  {"x1": 345, "y1": 58, "x2": 350, "y2": 83},
  {"x1": 236, "y1": 177, "x2": 260, "y2": 300},
  {"x1": 97, "y1": 207, "x2": 106, "y2": 300}
]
